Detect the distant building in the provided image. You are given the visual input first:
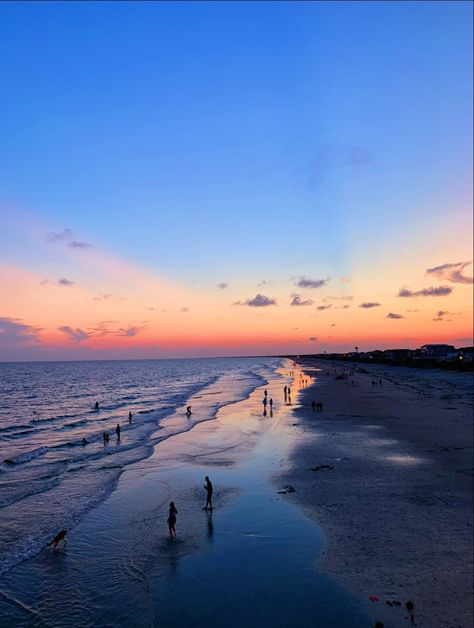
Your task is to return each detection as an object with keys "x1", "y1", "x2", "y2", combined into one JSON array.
[
  {"x1": 420, "y1": 344, "x2": 456, "y2": 360},
  {"x1": 383, "y1": 349, "x2": 412, "y2": 360}
]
